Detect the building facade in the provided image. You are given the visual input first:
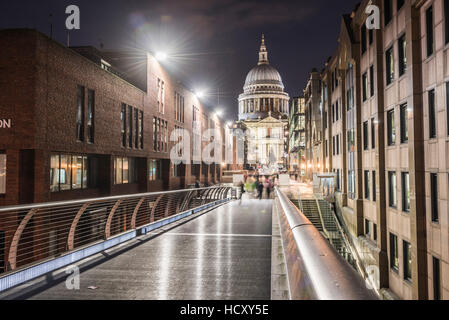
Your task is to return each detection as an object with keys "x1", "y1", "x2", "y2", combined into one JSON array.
[
  {"x1": 305, "y1": 0, "x2": 449, "y2": 300},
  {"x1": 0, "y1": 29, "x2": 225, "y2": 209},
  {"x1": 304, "y1": 69, "x2": 323, "y2": 181},
  {"x1": 237, "y1": 35, "x2": 290, "y2": 171},
  {"x1": 288, "y1": 97, "x2": 306, "y2": 176}
]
